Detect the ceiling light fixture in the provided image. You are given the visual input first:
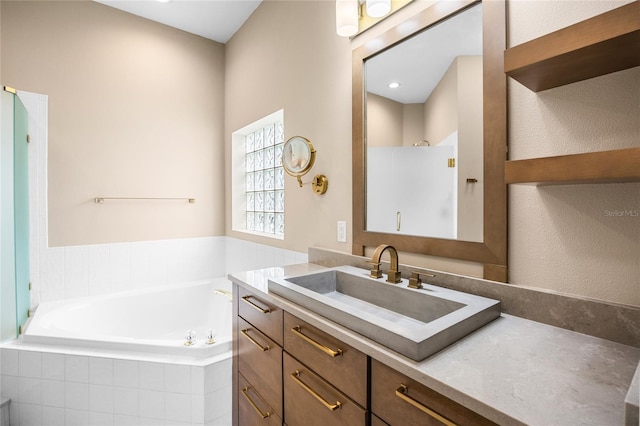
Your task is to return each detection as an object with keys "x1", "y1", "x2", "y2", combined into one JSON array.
[
  {"x1": 336, "y1": 0, "x2": 392, "y2": 37},
  {"x1": 336, "y1": 0, "x2": 359, "y2": 37},
  {"x1": 388, "y1": 82, "x2": 401, "y2": 89},
  {"x1": 366, "y1": 0, "x2": 391, "y2": 18}
]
